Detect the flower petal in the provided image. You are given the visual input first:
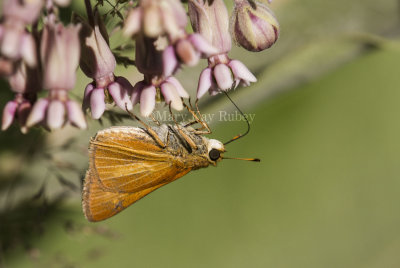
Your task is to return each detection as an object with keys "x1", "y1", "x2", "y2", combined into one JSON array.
[
  {"x1": 131, "y1": 81, "x2": 146, "y2": 106},
  {"x1": 163, "y1": 45, "x2": 178, "y2": 77},
  {"x1": 140, "y1": 85, "x2": 156, "y2": 117},
  {"x1": 108, "y1": 81, "x2": 133, "y2": 111},
  {"x1": 188, "y1": 33, "x2": 218, "y2": 56},
  {"x1": 47, "y1": 100, "x2": 65, "y2": 130},
  {"x1": 165, "y1": 77, "x2": 189, "y2": 98},
  {"x1": 213, "y1": 63, "x2": 233, "y2": 91},
  {"x1": 123, "y1": 8, "x2": 142, "y2": 36},
  {"x1": 21, "y1": 33, "x2": 37, "y2": 67},
  {"x1": 83, "y1": 83, "x2": 95, "y2": 110},
  {"x1": 90, "y1": 88, "x2": 106, "y2": 119},
  {"x1": 26, "y1": 98, "x2": 49, "y2": 127},
  {"x1": 228, "y1": 60, "x2": 257, "y2": 83},
  {"x1": 176, "y1": 39, "x2": 199, "y2": 67},
  {"x1": 197, "y1": 67, "x2": 213, "y2": 99},
  {"x1": 161, "y1": 82, "x2": 183, "y2": 111},
  {"x1": 1, "y1": 100, "x2": 18, "y2": 130},
  {"x1": 67, "y1": 100, "x2": 87, "y2": 129}
]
